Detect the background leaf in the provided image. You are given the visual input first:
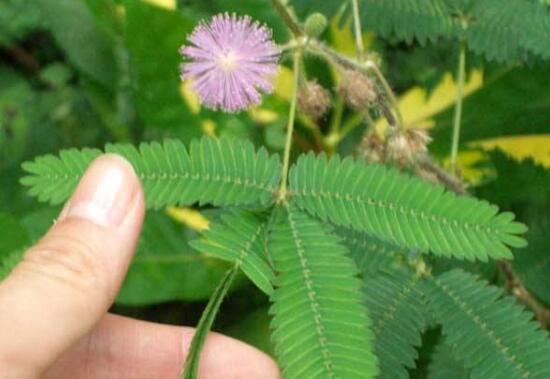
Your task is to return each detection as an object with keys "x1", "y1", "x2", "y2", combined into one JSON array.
[{"x1": 124, "y1": 0, "x2": 201, "y2": 141}]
